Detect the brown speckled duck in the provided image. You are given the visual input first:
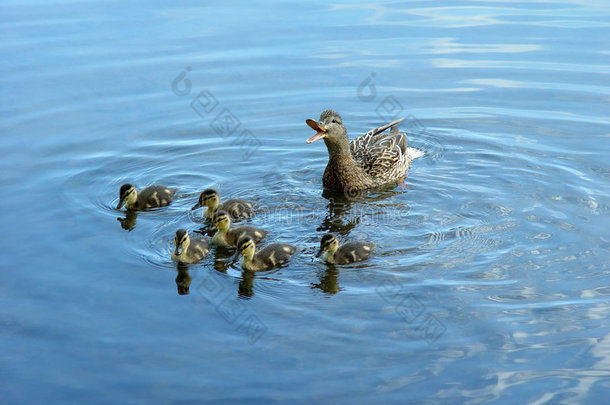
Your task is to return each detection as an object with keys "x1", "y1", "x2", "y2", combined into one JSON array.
[
  {"x1": 116, "y1": 183, "x2": 176, "y2": 211},
  {"x1": 306, "y1": 110, "x2": 415, "y2": 192},
  {"x1": 316, "y1": 233, "x2": 375, "y2": 264}
]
